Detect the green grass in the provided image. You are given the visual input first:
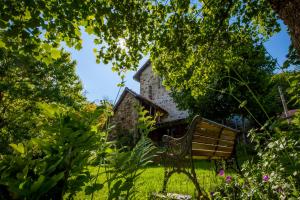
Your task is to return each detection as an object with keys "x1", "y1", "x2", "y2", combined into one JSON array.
[{"x1": 73, "y1": 160, "x2": 234, "y2": 200}]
